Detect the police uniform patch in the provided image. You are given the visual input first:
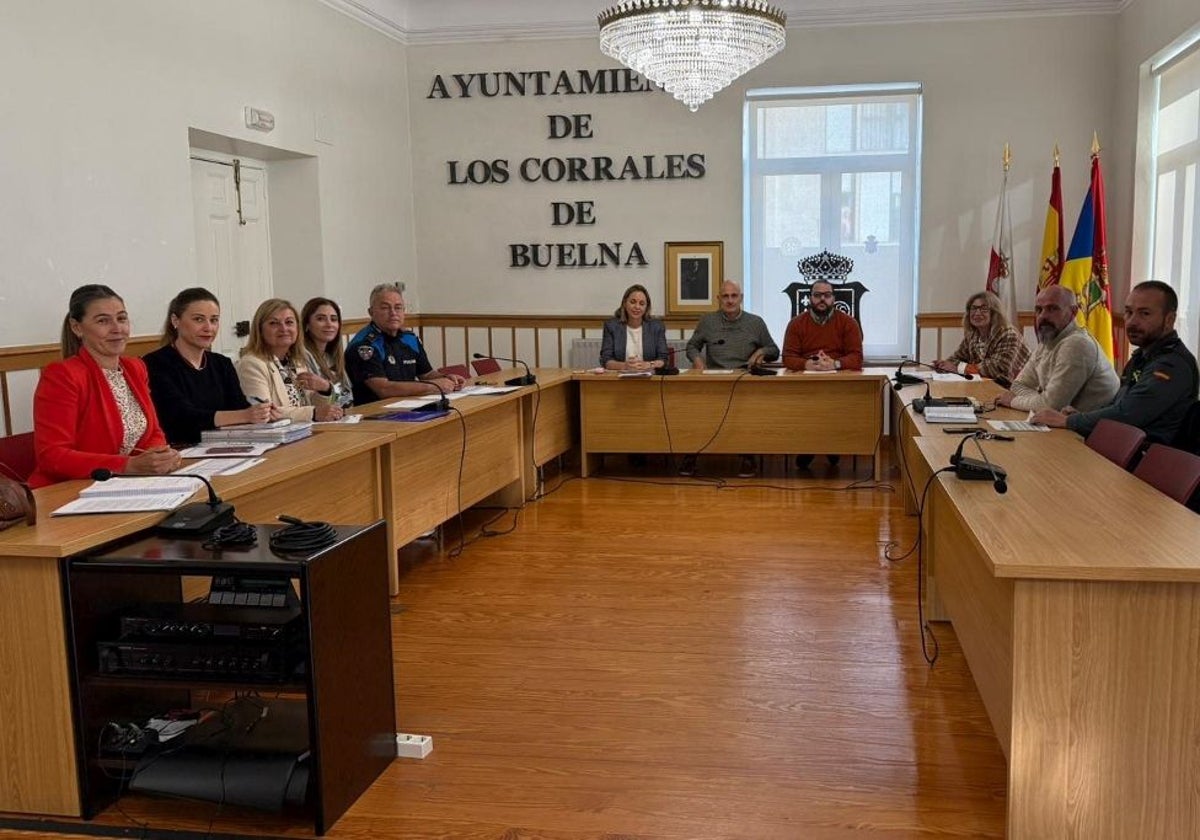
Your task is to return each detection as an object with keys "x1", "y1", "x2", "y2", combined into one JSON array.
[{"x1": 358, "y1": 345, "x2": 374, "y2": 360}]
